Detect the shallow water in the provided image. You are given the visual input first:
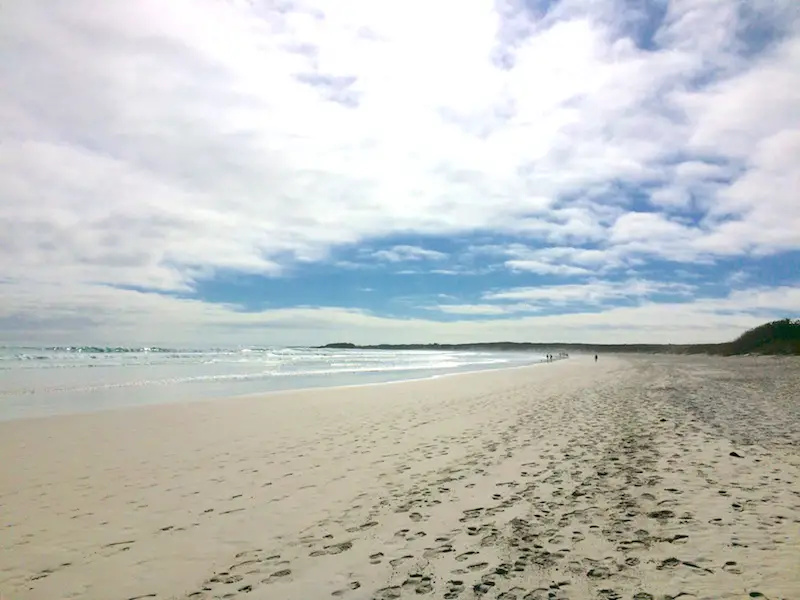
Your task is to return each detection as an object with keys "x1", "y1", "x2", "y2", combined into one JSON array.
[{"x1": 0, "y1": 346, "x2": 546, "y2": 420}]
